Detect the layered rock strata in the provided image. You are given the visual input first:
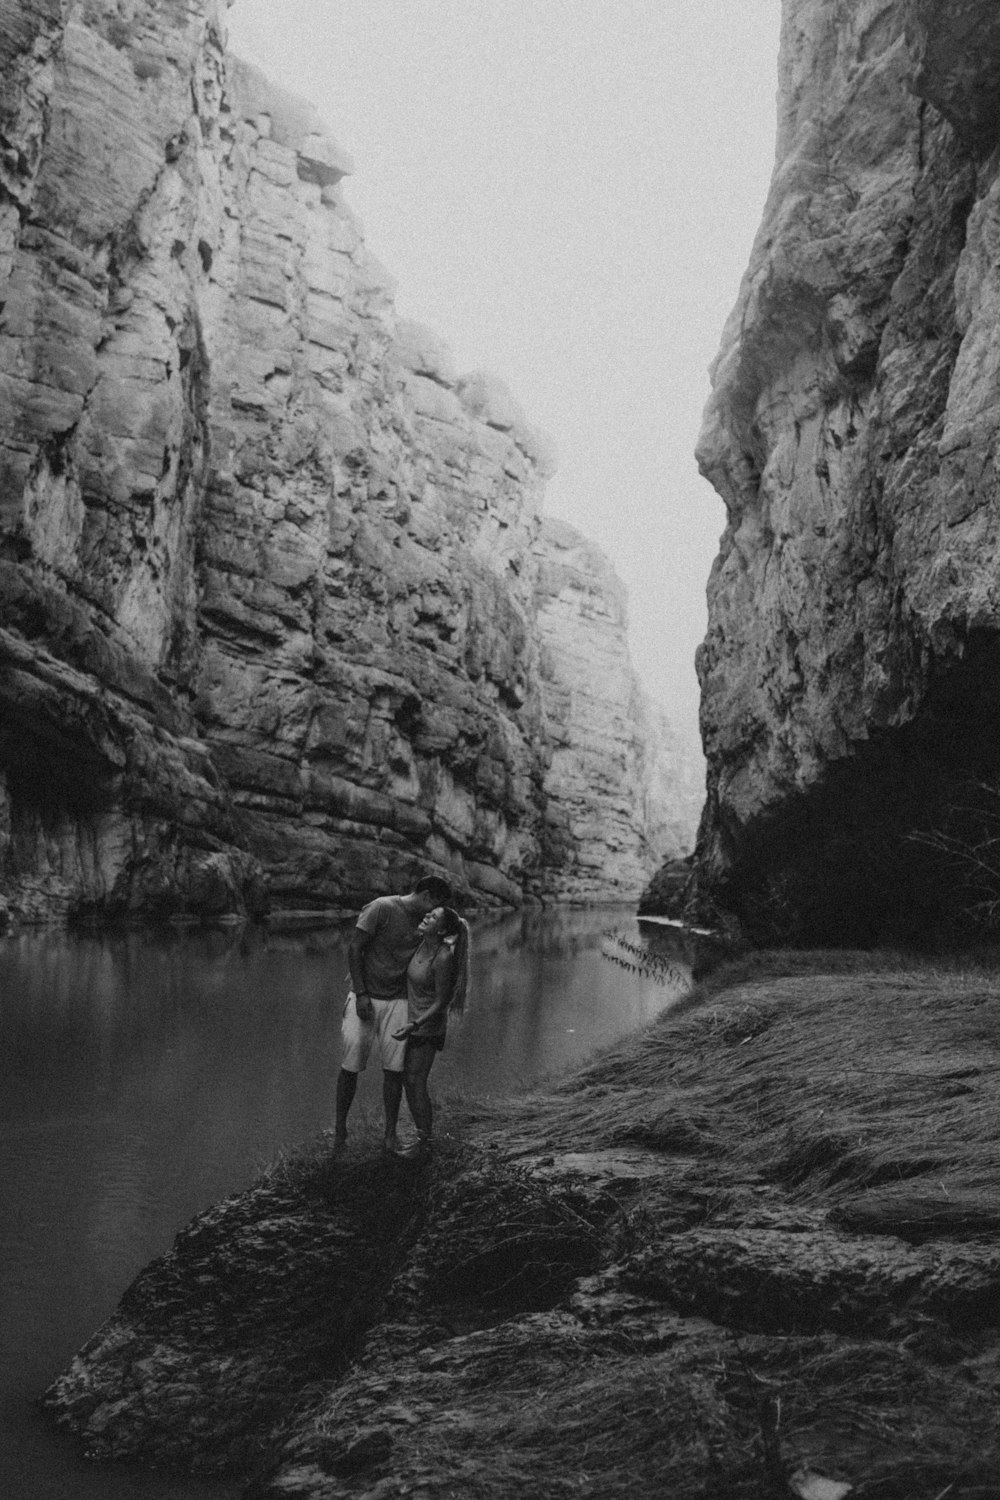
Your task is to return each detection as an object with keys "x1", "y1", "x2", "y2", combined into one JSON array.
[
  {"x1": 532, "y1": 518, "x2": 702, "y2": 900},
  {"x1": 0, "y1": 0, "x2": 689, "y2": 924},
  {"x1": 685, "y1": 0, "x2": 1000, "y2": 940}
]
